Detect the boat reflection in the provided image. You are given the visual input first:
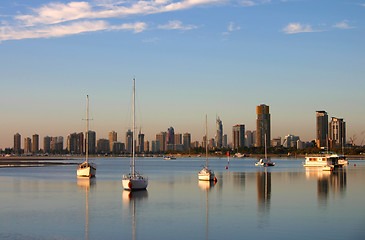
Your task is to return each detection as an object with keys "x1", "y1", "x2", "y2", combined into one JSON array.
[
  {"x1": 256, "y1": 169, "x2": 271, "y2": 217},
  {"x1": 77, "y1": 178, "x2": 96, "y2": 240},
  {"x1": 122, "y1": 190, "x2": 148, "y2": 240},
  {"x1": 199, "y1": 179, "x2": 215, "y2": 240},
  {"x1": 305, "y1": 167, "x2": 347, "y2": 205}
]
